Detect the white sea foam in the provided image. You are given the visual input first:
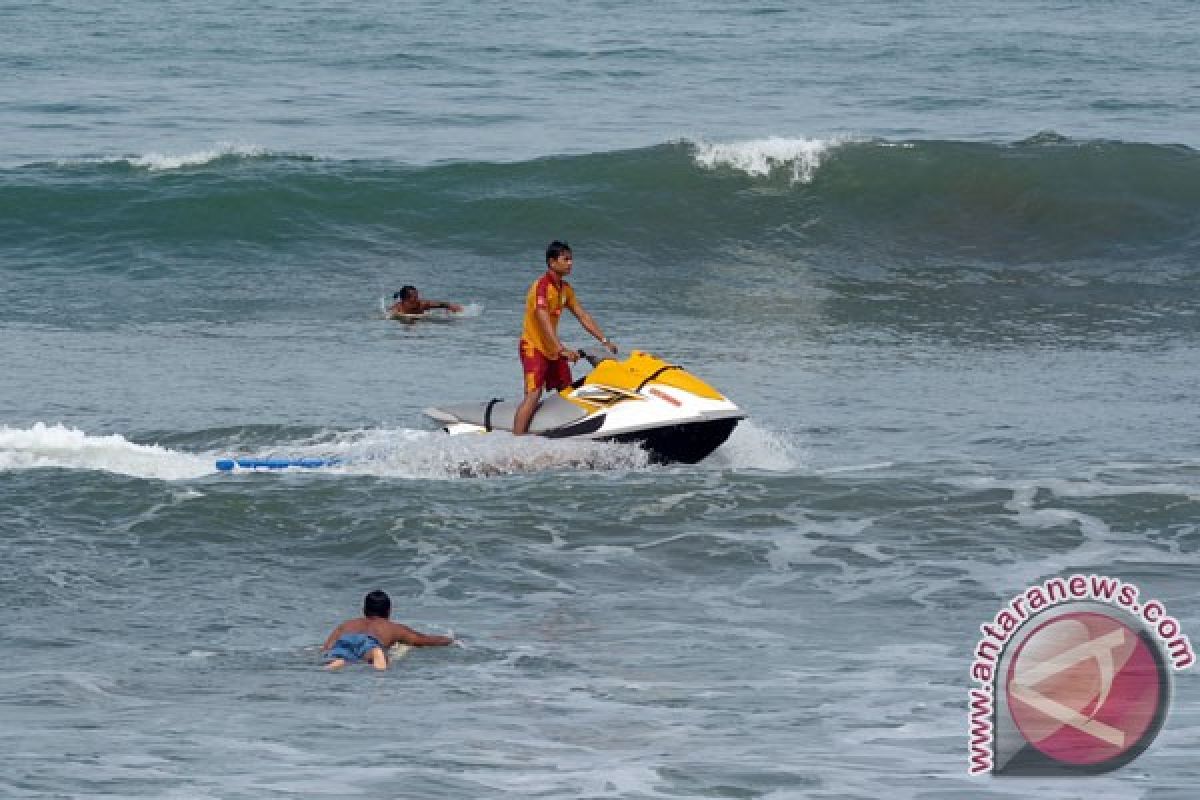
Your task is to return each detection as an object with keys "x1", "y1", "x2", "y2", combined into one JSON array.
[
  {"x1": 690, "y1": 135, "x2": 858, "y2": 183},
  {"x1": 950, "y1": 474, "x2": 1200, "y2": 505},
  {"x1": 285, "y1": 426, "x2": 648, "y2": 479},
  {"x1": 710, "y1": 419, "x2": 804, "y2": 471},
  {"x1": 0, "y1": 423, "x2": 212, "y2": 480},
  {"x1": 206, "y1": 425, "x2": 648, "y2": 480}
]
